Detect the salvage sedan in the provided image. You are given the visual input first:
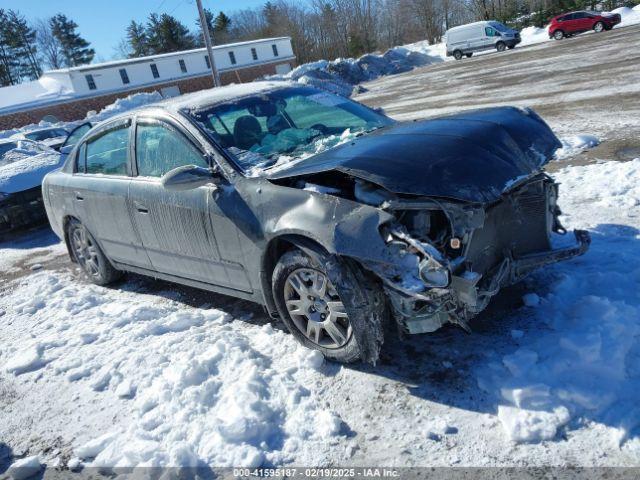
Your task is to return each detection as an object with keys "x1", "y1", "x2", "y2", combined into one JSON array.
[{"x1": 42, "y1": 82, "x2": 590, "y2": 363}]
